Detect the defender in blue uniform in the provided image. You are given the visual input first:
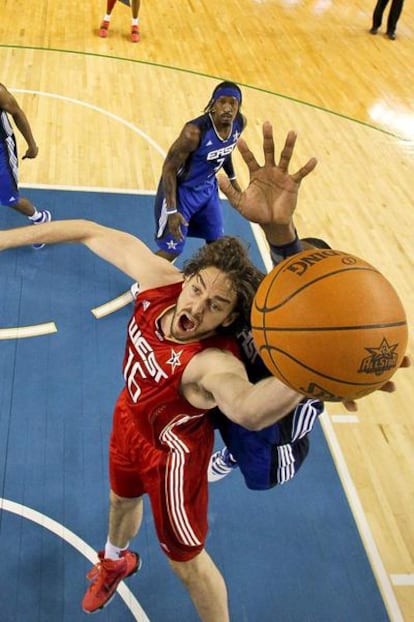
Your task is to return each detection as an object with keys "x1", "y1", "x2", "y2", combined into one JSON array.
[
  {"x1": 209, "y1": 237, "x2": 331, "y2": 490},
  {"x1": 0, "y1": 83, "x2": 51, "y2": 246},
  {"x1": 154, "y1": 81, "x2": 247, "y2": 261},
  {"x1": 206, "y1": 121, "x2": 328, "y2": 490}
]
